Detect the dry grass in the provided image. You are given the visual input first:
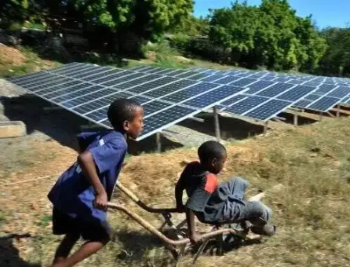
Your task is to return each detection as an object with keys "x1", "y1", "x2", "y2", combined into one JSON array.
[{"x1": 1, "y1": 117, "x2": 350, "y2": 266}]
